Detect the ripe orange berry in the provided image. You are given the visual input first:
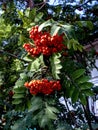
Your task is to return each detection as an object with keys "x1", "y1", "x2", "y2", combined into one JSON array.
[
  {"x1": 24, "y1": 79, "x2": 61, "y2": 95},
  {"x1": 23, "y1": 26, "x2": 66, "y2": 57}
]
